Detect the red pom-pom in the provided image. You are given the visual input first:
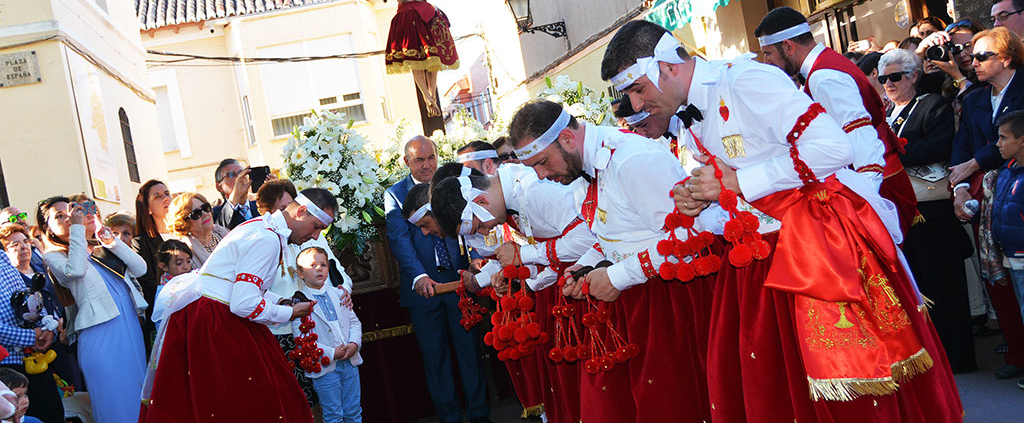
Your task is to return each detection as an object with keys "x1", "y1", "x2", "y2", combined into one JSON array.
[
  {"x1": 527, "y1": 322, "x2": 541, "y2": 337},
  {"x1": 664, "y1": 213, "x2": 681, "y2": 230},
  {"x1": 517, "y1": 266, "x2": 532, "y2": 280},
  {"x1": 502, "y1": 266, "x2": 517, "y2": 278},
  {"x1": 518, "y1": 296, "x2": 534, "y2": 311},
  {"x1": 723, "y1": 219, "x2": 744, "y2": 241},
  {"x1": 659, "y1": 262, "x2": 676, "y2": 280},
  {"x1": 491, "y1": 312, "x2": 503, "y2": 325},
  {"x1": 699, "y1": 231, "x2": 715, "y2": 246},
  {"x1": 514, "y1": 327, "x2": 528, "y2": 343},
  {"x1": 675, "y1": 261, "x2": 696, "y2": 282},
  {"x1": 500, "y1": 296, "x2": 516, "y2": 310},
  {"x1": 708, "y1": 253, "x2": 722, "y2": 270},
  {"x1": 693, "y1": 256, "x2": 715, "y2": 276},
  {"x1": 627, "y1": 343, "x2": 640, "y2": 358},
  {"x1": 656, "y1": 240, "x2": 674, "y2": 256},
  {"x1": 719, "y1": 189, "x2": 738, "y2": 211},
  {"x1": 751, "y1": 239, "x2": 772, "y2": 260},
  {"x1": 563, "y1": 346, "x2": 578, "y2": 363},
  {"x1": 321, "y1": 356, "x2": 331, "y2": 366},
  {"x1": 677, "y1": 213, "x2": 695, "y2": 228},
  {"x1": 484, "y1": 332, "x2": 494, "y2": 346},
  {"x1": 673, "y1": 239, "x2": 690, "y2": 257},
  {"x1": 585, "y1": 358, "x2": 600, "y2": 374},
  {"x1": 537, "y1": 332, "x2": 549, "y2": 344},
  {"x1": 508, "y1": 349, "x2": 522, "y2": 360},
  {"x1": 729, "y1": 244, "x2": 753, "y2": 267},
  {"x1": 577, "y1": 346, "x2": 592, "y2": 361},
  {"x1": 739, "y1": 211, "x2": 760, "y2": 232},
  {"x1": 549, "y1": 348, "x2": 564, "y2": 363},
  {"x1": 498, "y1": 326, "x2": 514, "y2": 341}
]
